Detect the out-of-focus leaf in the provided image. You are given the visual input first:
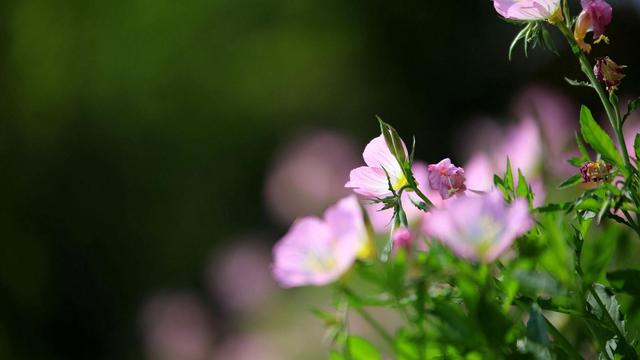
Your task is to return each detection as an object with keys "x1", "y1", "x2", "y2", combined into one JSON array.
[
  {"x1": 504, "y1": 158, "x2": 514, "y2": 192},
  {"x1": 581, "y1": 224, "x2": 618, "y2": 283},
  {"x1": 346, "y1": 336, "x2": 382, "y2": 360},
  {"x1": 526, "y1": 305, "x2": 550, "y2": 346},
  {"x1": 580, "y1": 105, "x2": 624, "y2": 168},
  {"x1": 634, "y1": 134, "x2": 640, "y2": 160},
  {"x1": 509, "y1": 25, "x2": 530, "y2": 61},
  {"x1": 559, "y1": 173, "x2": 583, "y2": 189},
  {"x1": 329, "y1": 351, "x2": 345, "y2": 360},
  {"x1": 535, "y1": 202, "x2": 573, "y2": 213},
  {"x1": 607, "y1": 270, "x2": 640, "y2": 296},
  {"x1": 516, "y1": 169, "x2": 529, "y2": 198},
  {"x1": 623, "y1": 97, "x2": 640, "y2": 124}
]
